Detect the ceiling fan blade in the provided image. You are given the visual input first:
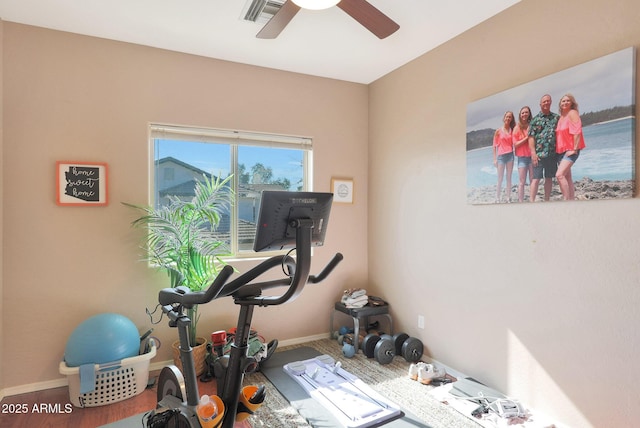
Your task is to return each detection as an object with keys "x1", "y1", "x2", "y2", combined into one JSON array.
[
  {"x1": 337, "y1": 0, "x2": 399, "y2": 39},
  {"x1": 257, "y1": 1, "x2": 301, "y2": 39}
]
